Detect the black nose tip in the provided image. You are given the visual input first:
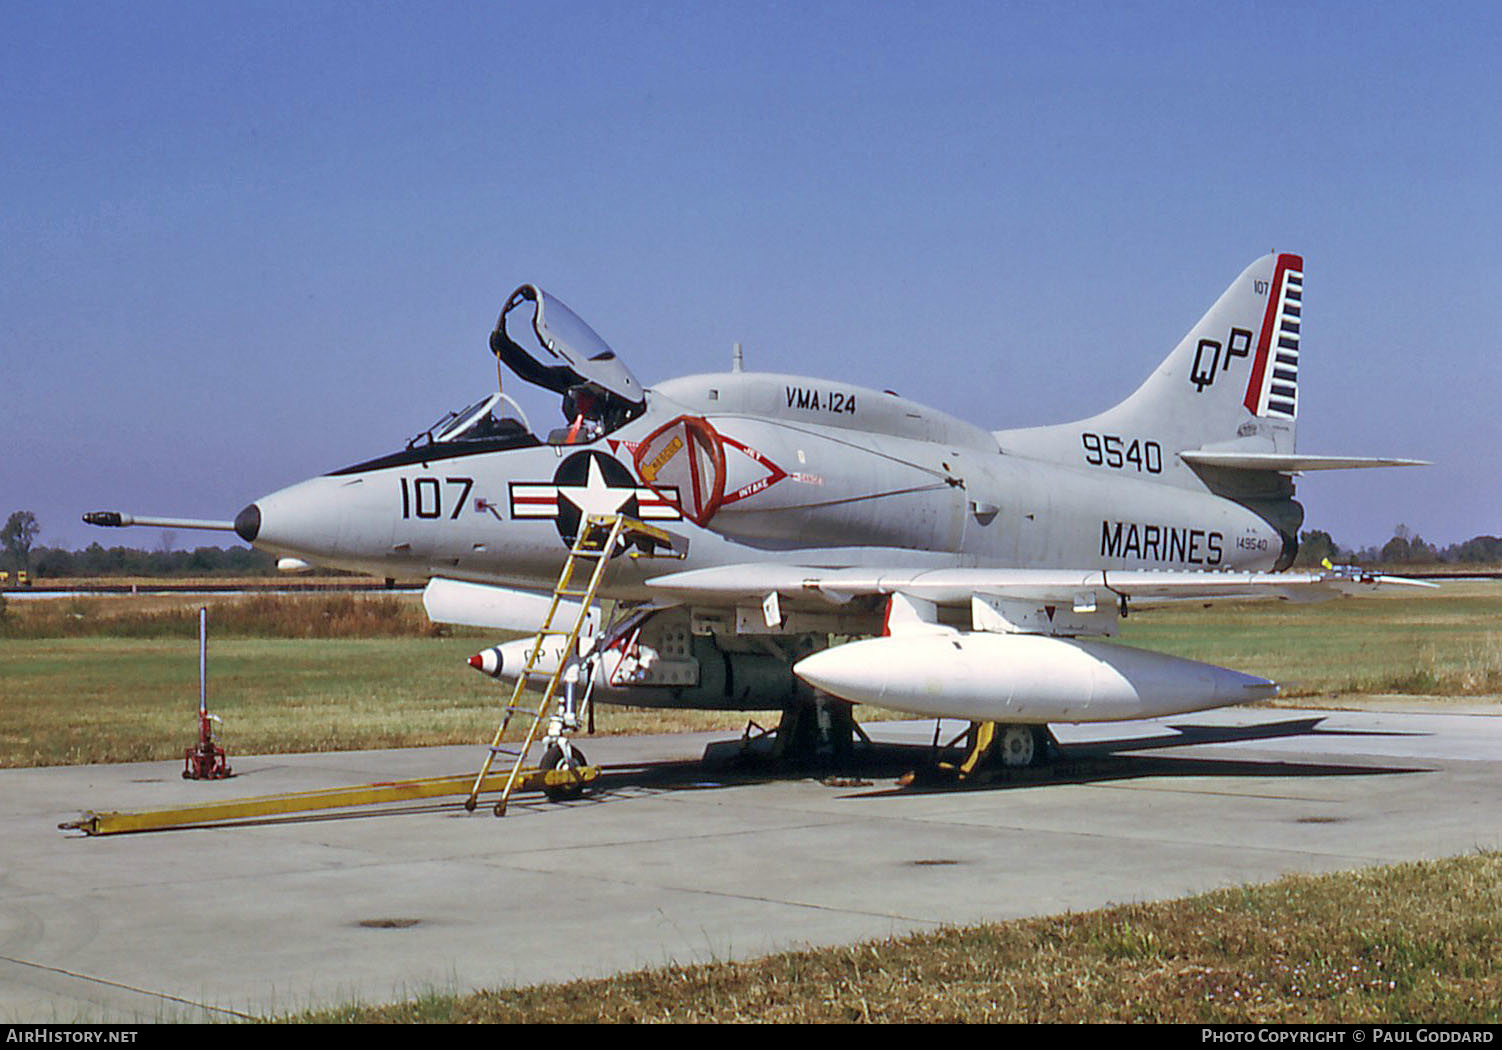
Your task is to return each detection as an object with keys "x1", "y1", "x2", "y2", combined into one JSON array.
[{"x1": 234, "y1": 504, "x2": 261, "y2": 543}]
